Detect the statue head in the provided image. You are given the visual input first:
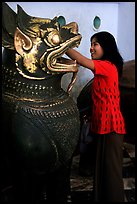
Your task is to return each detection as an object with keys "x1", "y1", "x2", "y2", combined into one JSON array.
[{"x1": 2, "y1": 2, "x2": 82, "y2": 89}]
